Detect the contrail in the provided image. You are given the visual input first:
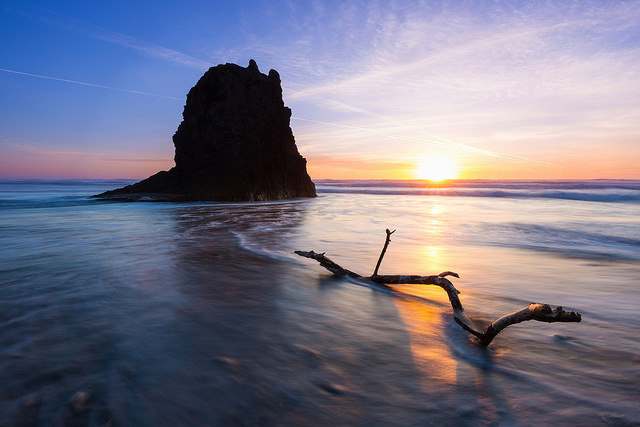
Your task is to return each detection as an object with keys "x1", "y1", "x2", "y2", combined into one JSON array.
[
  {"x1": 291, "y1": 116, "x2": 563, "y2": 169},
  {"x1": 0, "y1": 68, "x2": 183, "y2": 101}
]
